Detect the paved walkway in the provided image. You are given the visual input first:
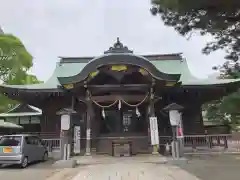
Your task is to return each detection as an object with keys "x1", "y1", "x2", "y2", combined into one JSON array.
[{"x1": 71, "y1": 155, "x2": 201, "y2": 180}]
